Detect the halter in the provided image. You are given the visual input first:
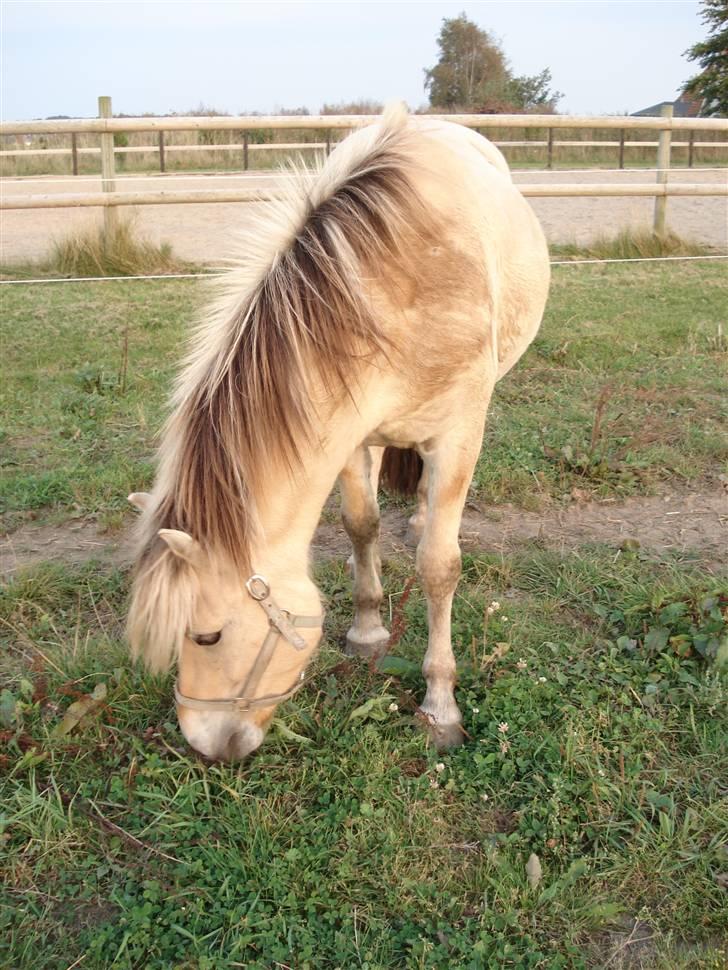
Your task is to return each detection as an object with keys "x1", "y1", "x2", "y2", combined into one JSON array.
[{"x1": 173, "y1": 574, "x2": 323, "y2": 714}]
